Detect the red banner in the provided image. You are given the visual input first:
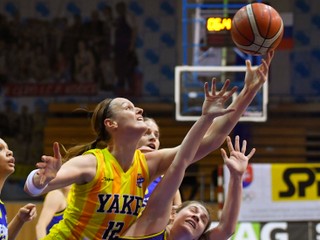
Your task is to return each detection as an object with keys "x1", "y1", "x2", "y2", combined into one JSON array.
[{"x1": 5, "y1": 83, "x2": 98, "y2": 97}]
